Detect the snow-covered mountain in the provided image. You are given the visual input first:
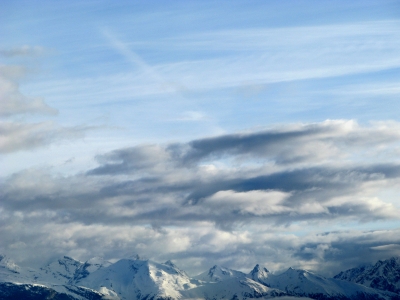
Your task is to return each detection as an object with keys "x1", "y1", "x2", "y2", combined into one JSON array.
[
  {"x1": 182, "y1": 276, "x2": 286, "y2": 300},
  {"x1": 263, "y1": 267, "x2": 398, "y2": 300},
  {"x1": 0, "y1": 255, "x2": 112, "y2": 299},
  {"x1": 0, "y1": 254, "x2": 38, "y2": 284},
  {"x1": 334, "y1": 257, "x2": 400, "y2": 294},
  {"x1": 76, "y1": 257, "x2": 197, "y2": 299},
  {"x1": 247, "y1": 264, "x2": 271, "y2": 286},
  {"x1": 72, "y1": 257, "x2": 112, "y2": 284},
  {"x1": 0, "y1": 255, "x2": 20, "y2": 275},
  {"x1": 38, "y1": 256, "x2": 84, "y2": 284},
  {"x1": 194, "y1": 265, "x2": 246, "y2": 282},
  {"x1": 1, "y1": 254, "x2": 400, "y2": 300},
  {"x1": 185, "y1": 265, "x2": 284, "y2": 300},
  {"x1": 333, "y1": 263, "x2": 373, "y2": 282}
]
